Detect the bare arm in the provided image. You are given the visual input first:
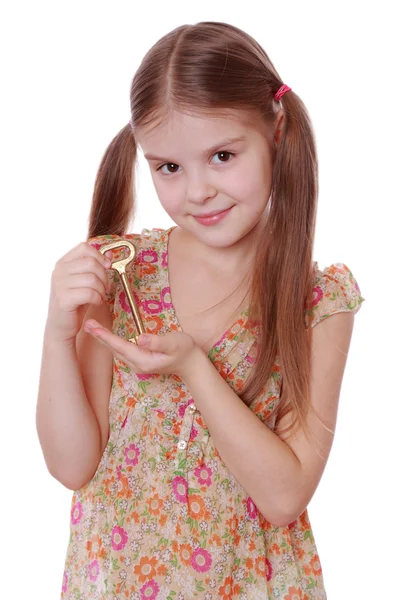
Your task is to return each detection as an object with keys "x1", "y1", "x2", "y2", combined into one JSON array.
[
  {"x1": 181, "y1": 311, "x2": 355, "y2": 527},
  {"x1": 36, "y1": 307, "x2": 113, "y2": 490}
]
